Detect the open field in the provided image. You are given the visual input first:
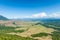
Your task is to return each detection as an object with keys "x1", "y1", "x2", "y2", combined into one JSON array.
[{"x1": 0, "y1": 20, "x2": 60, "y2": 40}]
